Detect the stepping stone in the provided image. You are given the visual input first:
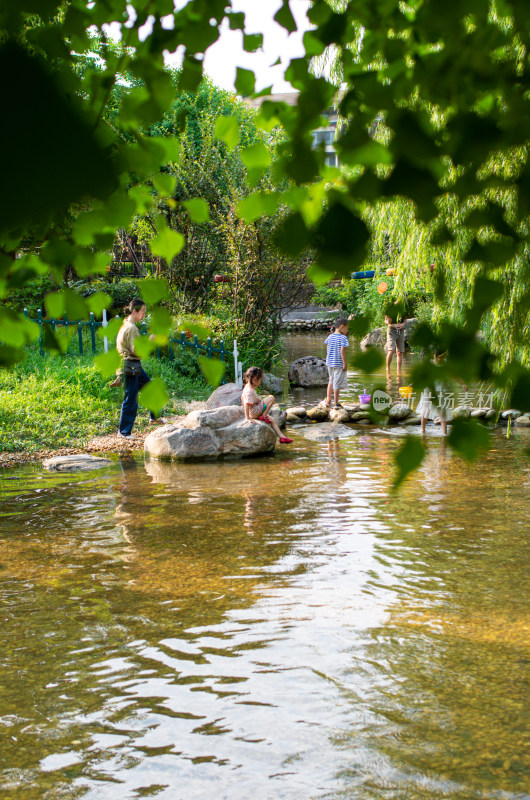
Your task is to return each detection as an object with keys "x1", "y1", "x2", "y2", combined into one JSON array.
[
  {"x1": 43, "y1": 454, "x2": 112, "y2": 471},
  {"x1": 302, "y1": 423, "x2": 357, "y2": 442}
]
